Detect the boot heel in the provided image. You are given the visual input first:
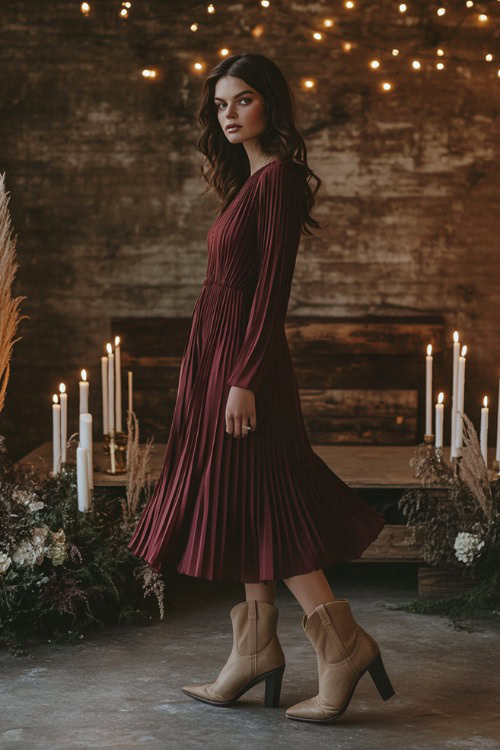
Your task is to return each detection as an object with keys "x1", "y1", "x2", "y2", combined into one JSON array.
[
  {"x1": 367, "y1": 651, "x2": 395, "y2": 701},
  {"x1": 264, "y1": 665, "x2": 285, "y2": 708}
]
